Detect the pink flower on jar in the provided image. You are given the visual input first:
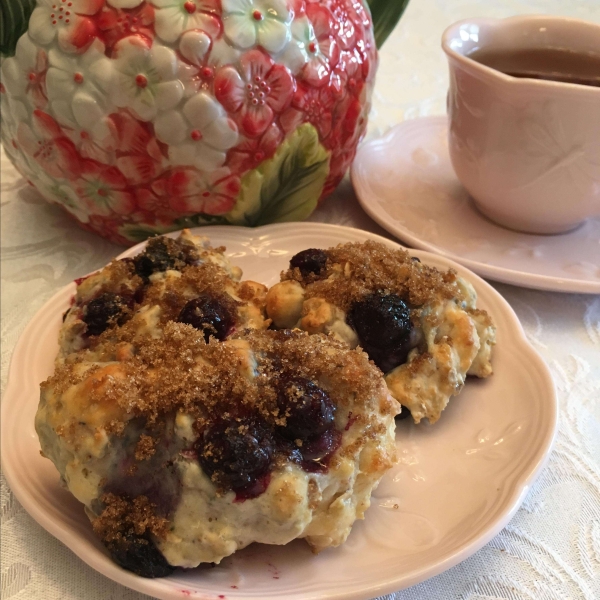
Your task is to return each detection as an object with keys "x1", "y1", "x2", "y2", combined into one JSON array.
[
  {"x1": 75, "y1": 160, "x2": 136, "y2": 216},
  {"x1": 152, "y1": 167, "x2": 240, "y2": 215},
  {"x1": 96, "y1": 1, "x2": 156, "y2": 54},
  {"x1": 214, "y1": 49, "x2": 294, "y2": 138},
  {"x1": 110, "y1": 110, "x2": 167, "y2": 184},
  {"x1": 84, "y1": 214, "x2": 132, "y2": 244},
  {"x1": 17, "y1": 110, "x2": 81, "y2": 179},
  {"x1": 28, "y1": 0, "x2": 104, "y2": 53},
  {"x1": 280, "y1": 82, "x2": 335, "y2": 138},
  {"x1": 227, "y1": 123, "x2": 282, "y2": 173}
]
